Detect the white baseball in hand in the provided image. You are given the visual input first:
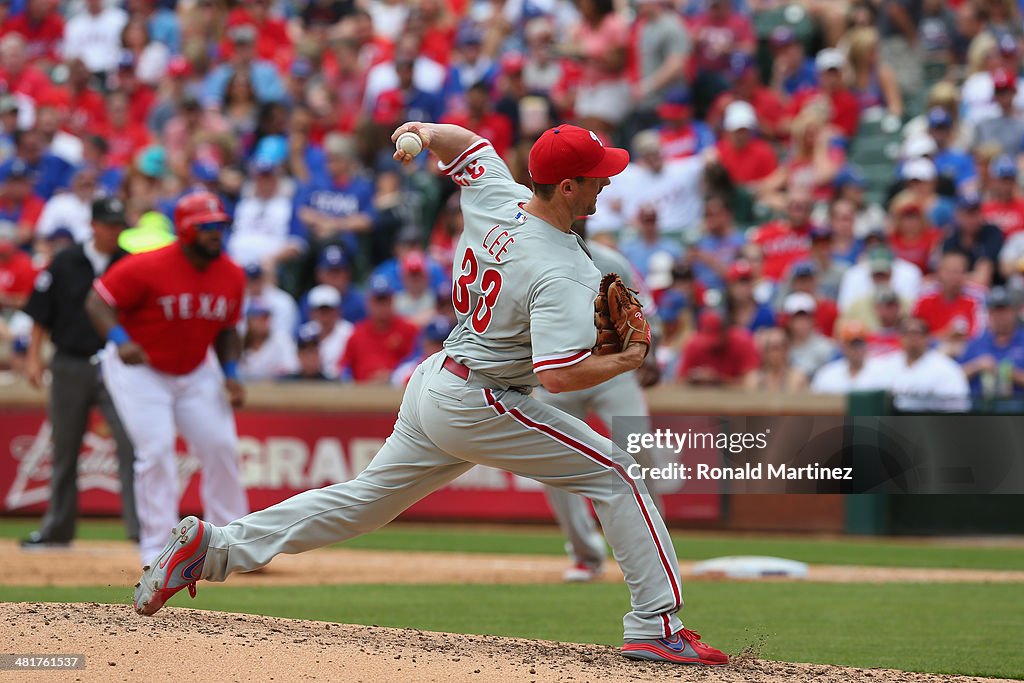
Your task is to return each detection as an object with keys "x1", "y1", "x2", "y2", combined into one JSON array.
[{"x1": 396, "y1": 132, "x2": 424, "y2": 157}]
